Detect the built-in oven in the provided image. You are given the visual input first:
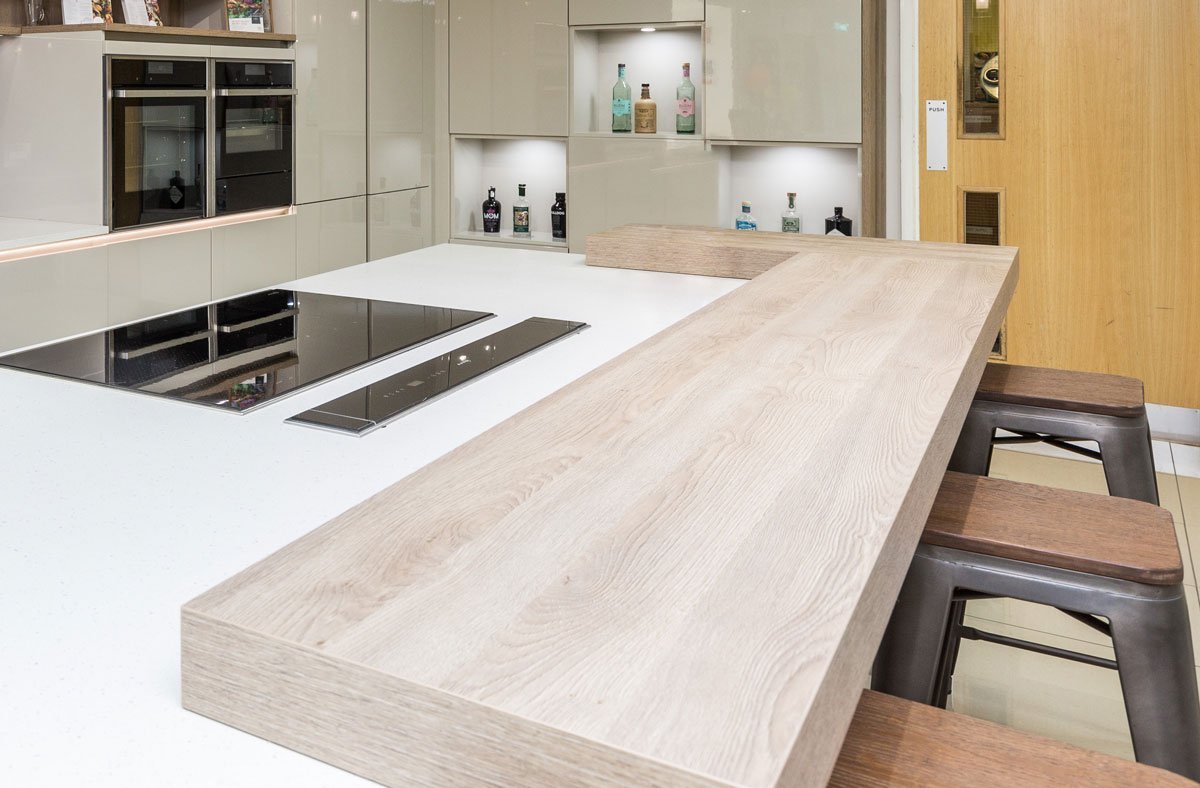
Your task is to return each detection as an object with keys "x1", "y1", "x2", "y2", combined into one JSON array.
[
  {"x1": 214, "y1": 61, "x2": 295, "y2": 215},
  {"x1": 107, "y1": 58, "x2": 208, "y2": 231}
]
